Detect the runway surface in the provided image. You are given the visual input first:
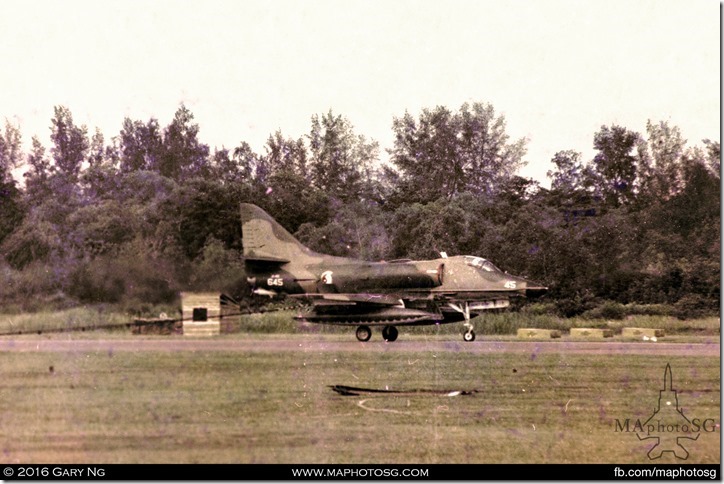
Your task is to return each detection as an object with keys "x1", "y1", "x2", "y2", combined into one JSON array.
[{"x1": 0, "y1": 337, "x2": 719, "y2": 356}]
